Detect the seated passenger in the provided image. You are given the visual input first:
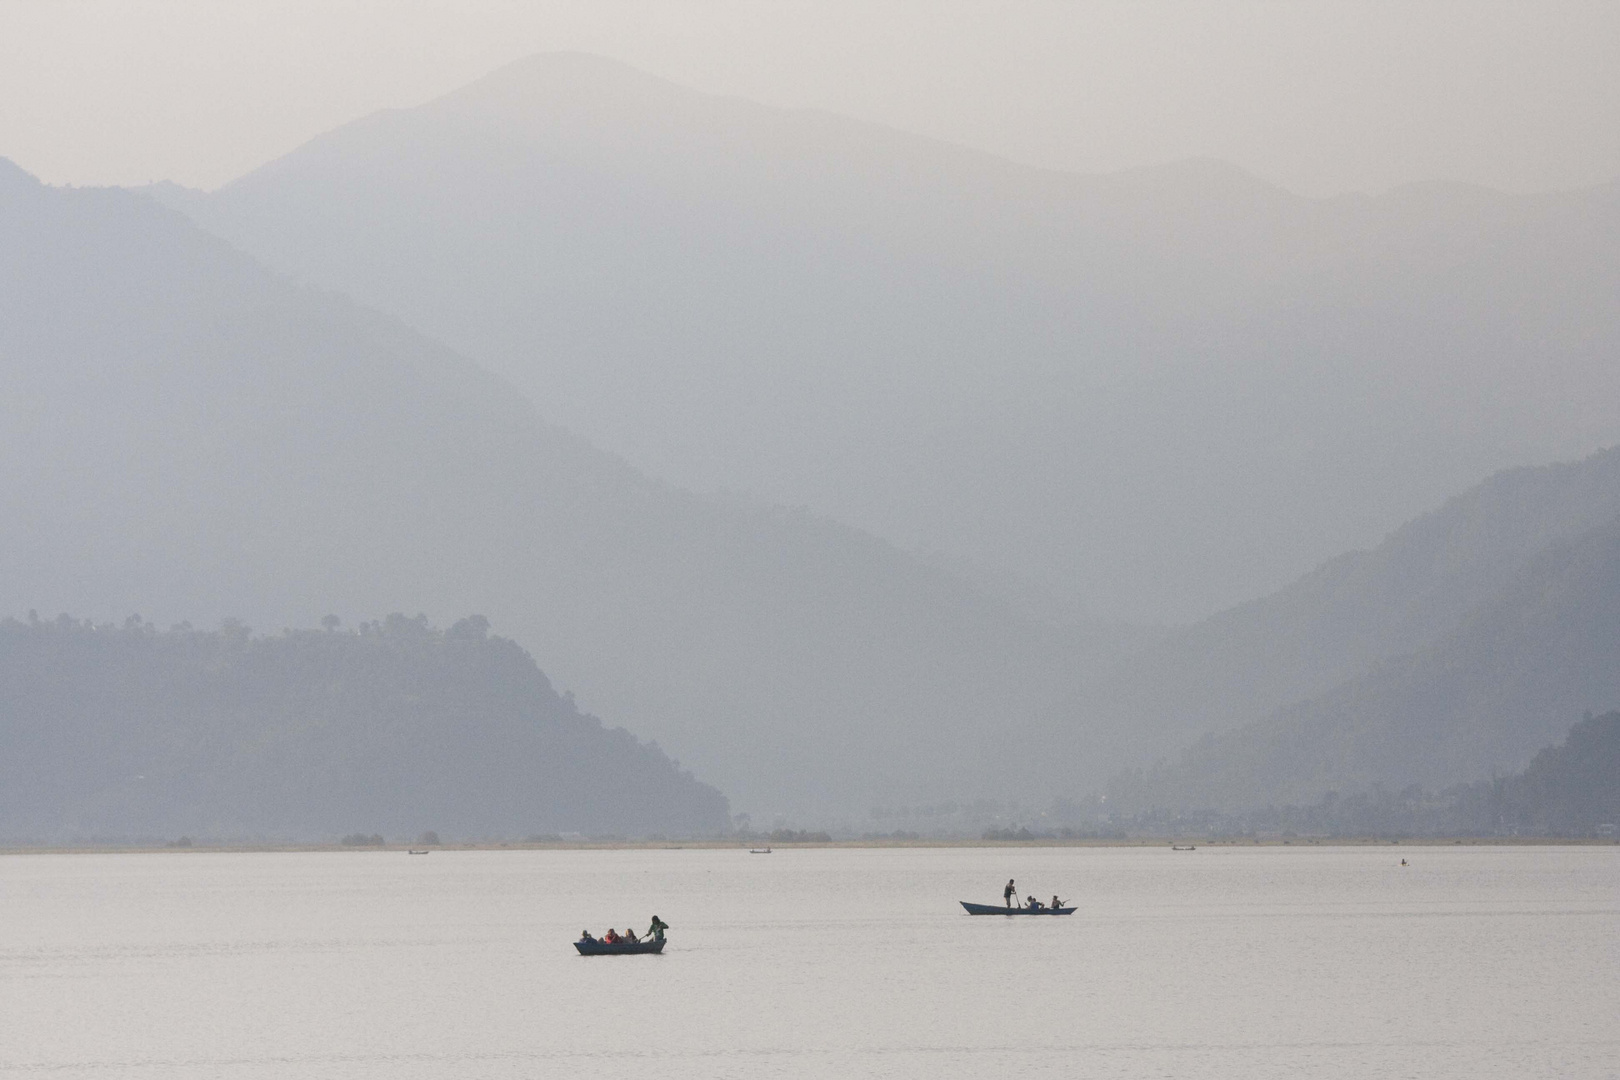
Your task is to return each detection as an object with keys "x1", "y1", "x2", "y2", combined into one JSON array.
[
  {"x1": 622, "y1": 928, "x2": 639, "y2": 943},
  {"x1": 579, "y1": 930, "x2": 596, "y2": 943},
  {"x1": 602, "y1": 928, "x2": 620, "y2": 944},
  {"x1": 1027, "y1": 895, "x2": 1042, "y2": 910},
  {"x1": 1052, "y1": 896, "x2": 1063, "y2": 910}
]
